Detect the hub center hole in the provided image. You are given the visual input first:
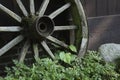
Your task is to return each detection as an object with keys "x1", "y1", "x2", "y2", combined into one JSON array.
[{"x1": 38, "y1": 22, "x2": 47, "y2": 32}]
